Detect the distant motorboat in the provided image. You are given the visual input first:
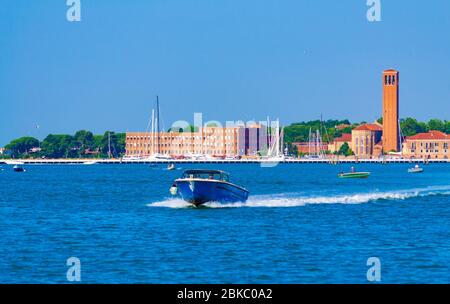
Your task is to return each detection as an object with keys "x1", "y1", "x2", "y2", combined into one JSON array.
[
  {"x1": 13, "y1": 165, "x2": 25, "y2": 172},
  {"x1": 172, "y1": 169, "x2": 249, "y2": 207},
  {"x1": 167, "y1": 163, "x2": 175, "y2": 171},
  {"x1": 338, "y1": 167, "x2": 370, "y2": 178},
  {"x1": 83, "y1": 161, "x2": 98, "y2": 165},
  {"x1": 338, "y1": 172, "x2": 370, "y2": 178},
  {"x1": 6, "y1": 160, "x2": 24, "y2": 165},
  {"x1": 408, "y1": 164, "x2": 423, "y2": 173}
]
